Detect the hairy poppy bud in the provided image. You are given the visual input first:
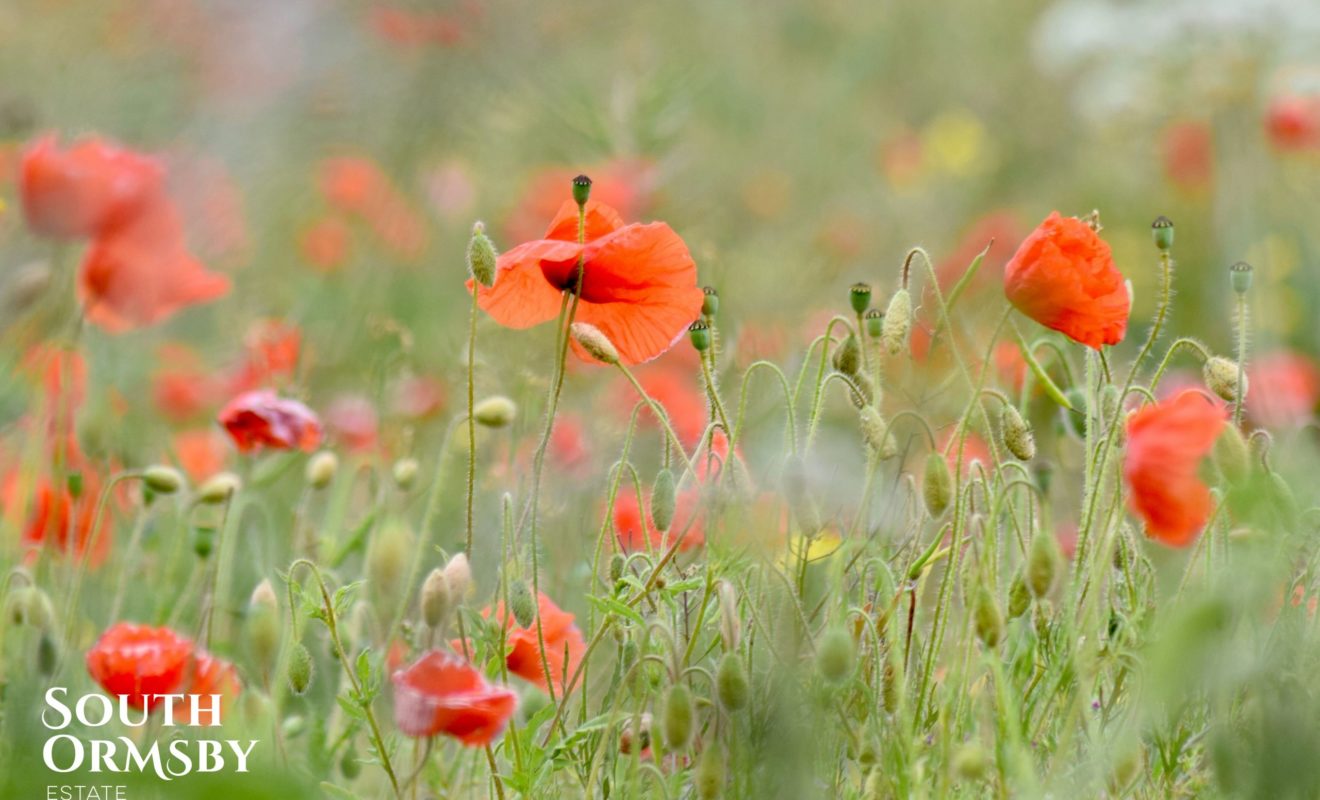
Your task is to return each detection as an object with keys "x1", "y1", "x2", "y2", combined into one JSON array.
[
  {"x1": 7, "y1": 584, "x2": 55, "y2": 631},
  {"x1": 849, "y1": 282, "x2": 873, "y2": 314},
  {"x1": 1026, "y1": 532, "x2": 1061, "y2": 598},
  {"x1": 571, "y1": 322, "x2": 620, "y2": 365},
  {"x1": 859, "y1": 406, "x2": 897, "y2": 460},
  {"x1": 466, "y1": 221, "x2": 498, "y2": 287},
  {"x1": 689, "y1": 320, "x2": 711, "y2": 352},
  {"x1": 142, "y1": 465, "x2": 184, "y2": 495},
  {"x1": 508, "y1": 579, "x2": 536, "y2": 629},
  {"x1": 197, "y1": 472, "x2": 241, "y2": 504},
  {"x1": 1008, "y1": 573, "x2": 1031, "y2": 618},
  {"x1": 717, "y1": 652, "x2": 750, "y2": 711},
  {"x1": 650, "y1": 467, "x2": 677, "y2": 532},
  {"x1": 833, "y1": 333, "x2": 862, "y2": 377},
  {"x1": 702, "y1": 286, "x2": 719, "y2": 316},
  {"x1": 973, "y1": 587, "x2": 1004, "y2": 648},
  {"x1": 663, "y1": 683, "x2": 695, "y2": 750},
  {"x1": 923, "y1": 451, "x2": 953, "y2": 517},
  {"x1": 816, "y1": 626, "x2": 856, "y2": 683},
  {"x1": 305, "y1": 451, "x2": 338, "y2": 490},
  {"x1": 1151, "y1": 215, "x2": 1174, "y2": 251},
  {"x1": 392, "y1": 457, "x2": 419, "y2": 490},
  {"x1": 608, "y1": 553, "x2": 625, "y2": 587},
  {"x1": 421, "y1": 568, "x2": 452, "y2": 629},
  {"x1": 1203, "y1": 356, "x2": 1245, "y2": 403},
  {"x1": 864, "y1": 308, "x2": 884, "y2": 339},
  {"x1": 695, "y1": 743, "x2": 725, "y2": 799},
  {"x1": 1214, "y1": 425, "x2": 1251, "y2": 485},
  {"x1": 718, "y1": 580, "x2": 740, "y2": 650},
  {"x1": 882, "y1": 288, "x2": 912, "y2": 356},
  {"x1": 473, "y1": 396, "x2": 517, "y2": 427},
  {"x1": 288, "y1": 642, "x2": 314, "y2": 695},
  {"x1": 247, "y1": 579, "x2": 281, "y2": 676},
  {"x1": 1001, "y1": 405, "x2": 1036, "y2": 461},
  {"x1": 571, "y1": 174, "x2": 592, "y2": 208},
  {"x1": 443, "y1": 553, "x2": 472, "y2": 603},
  {"x1": 367, "y1": 518, "x2": 413, "y2": 610},
  {"x1": 1230, "y1": 261, "x2": 1252, "y2": 295},
  {"x1": 953, "y1": 743, "x2": 990, "y2": 781}
]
